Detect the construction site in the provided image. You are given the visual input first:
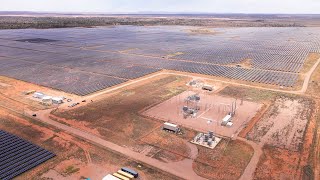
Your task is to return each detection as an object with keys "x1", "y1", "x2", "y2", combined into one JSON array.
[{"x1": 0, "y1": 24, "x2": 319, "y2": 180}]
